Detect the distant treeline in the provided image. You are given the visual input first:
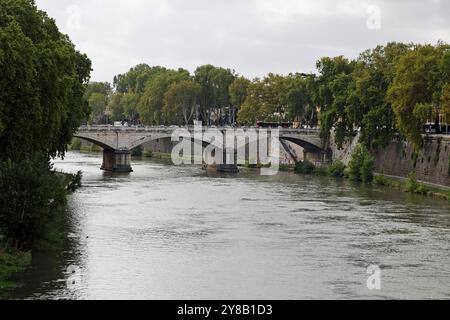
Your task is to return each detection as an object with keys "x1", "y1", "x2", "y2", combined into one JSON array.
[{"x1": 87, "y1": 42, "x2": 450, "y2": 151}]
